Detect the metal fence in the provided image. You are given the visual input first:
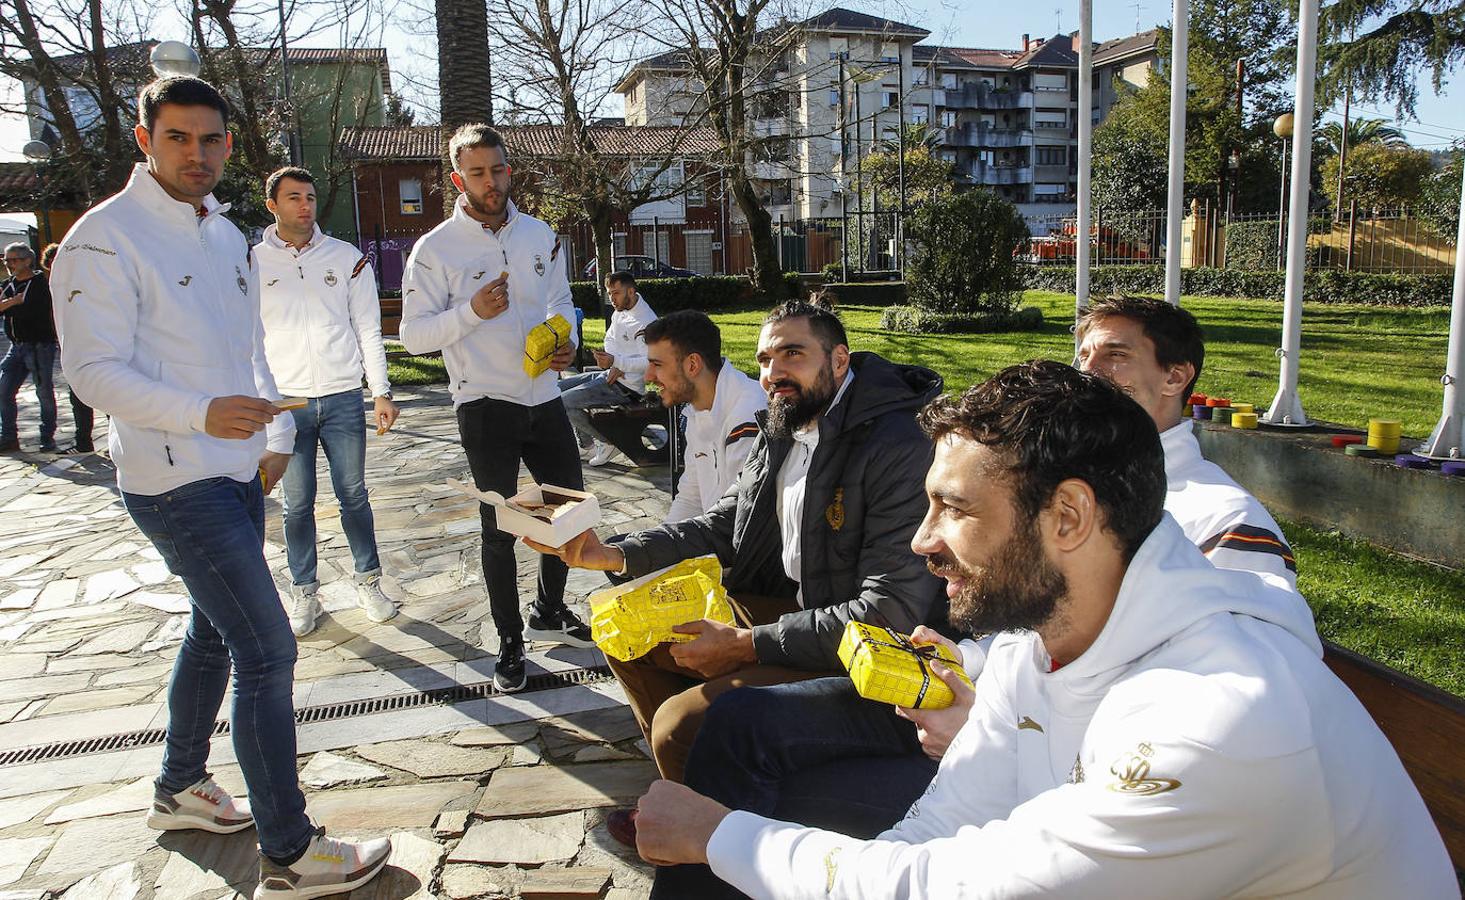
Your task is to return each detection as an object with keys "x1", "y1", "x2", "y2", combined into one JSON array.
[{"x1": 1020, "y1": 204, "x2": 1459, "y2": 274}]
